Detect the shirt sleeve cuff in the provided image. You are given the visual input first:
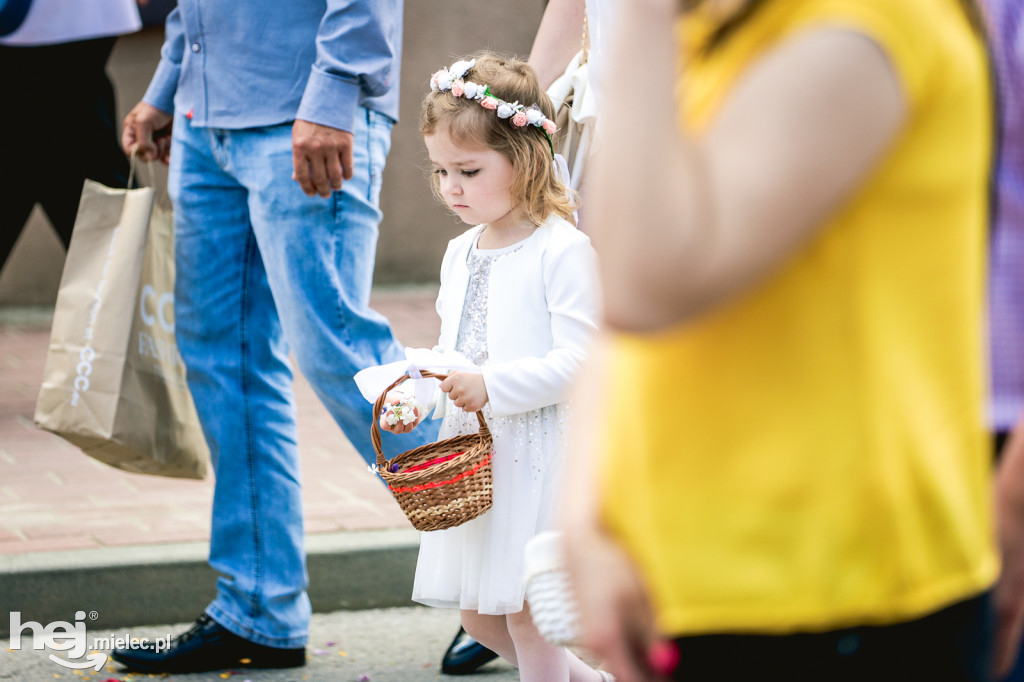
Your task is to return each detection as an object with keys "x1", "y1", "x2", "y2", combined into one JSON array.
[
  {"x1": 142, "y1": 58, "x2": 180, "y2": 116},
  {"x1": 296, "y1": 66, "x2": 362, "y2": 133}
]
